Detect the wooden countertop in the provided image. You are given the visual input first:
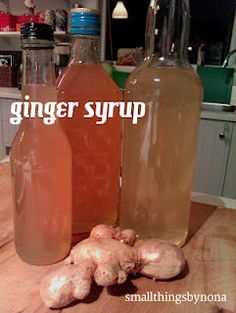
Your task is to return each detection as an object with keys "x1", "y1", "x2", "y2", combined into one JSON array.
[{"x1": 1, "y1": 162, "x2": 236, "y2": 313}]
